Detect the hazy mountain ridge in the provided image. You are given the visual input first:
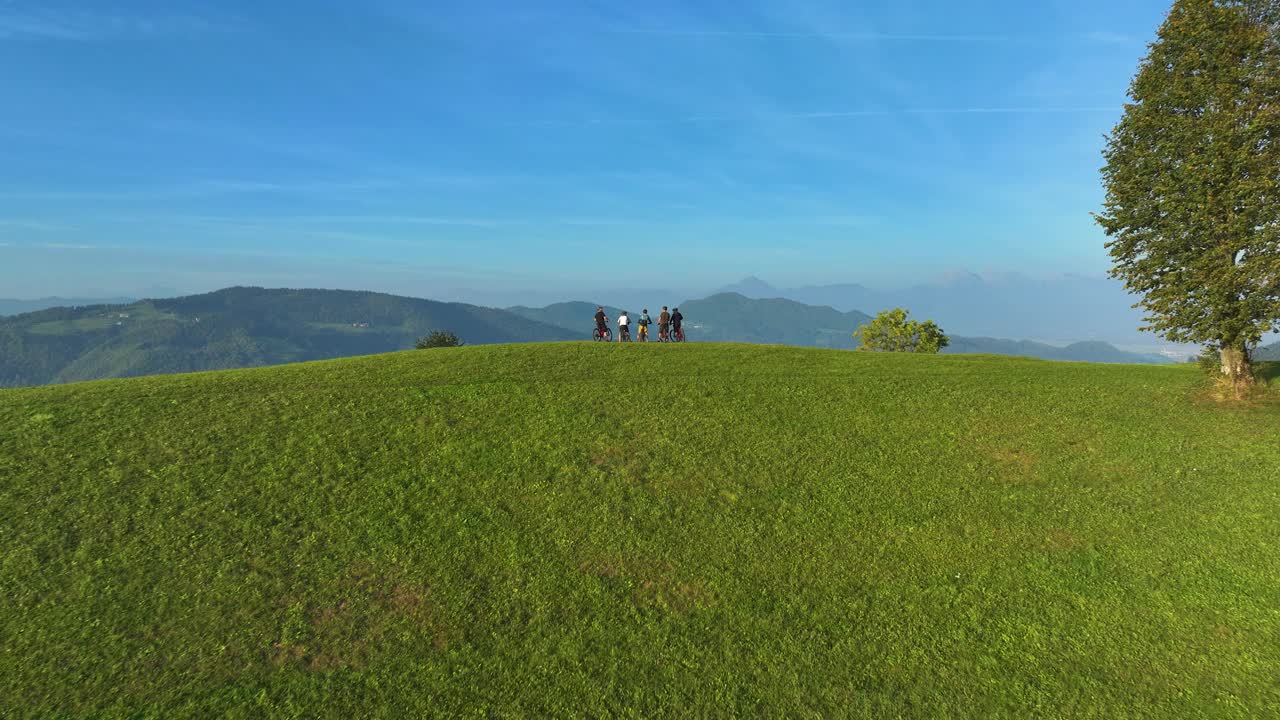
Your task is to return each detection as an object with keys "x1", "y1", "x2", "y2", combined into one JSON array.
[
  {"x1": 716, "y1": 273, "x2": 1154, "y2": 344},
  {"x1": 0, "y1": 287, "x2": 576, "y2": 388},
  {"x1": 516, "y1": 292, "x2": 1173, "y2": 364},
  {"x1": 506, "y1": 302, "x2": 626, "y2": 335},
  {"x1": 681, "y1": 293, "x2": 873, "y2": 349},
  {"x1": 945, "y1": 337, "x2": 1171, "y2": 364},
  {"x1": 0, "y1": 297, "x2": 137, "y2": 316}
]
